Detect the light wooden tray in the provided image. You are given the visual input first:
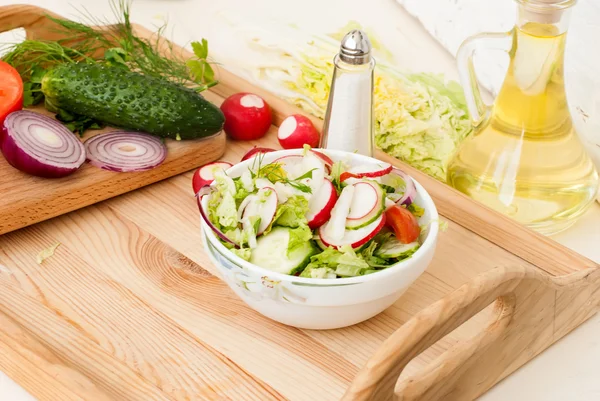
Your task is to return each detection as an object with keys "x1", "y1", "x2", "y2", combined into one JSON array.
[{"x1": 0, "y1": 5, "x2": 599, "y2": 401}]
